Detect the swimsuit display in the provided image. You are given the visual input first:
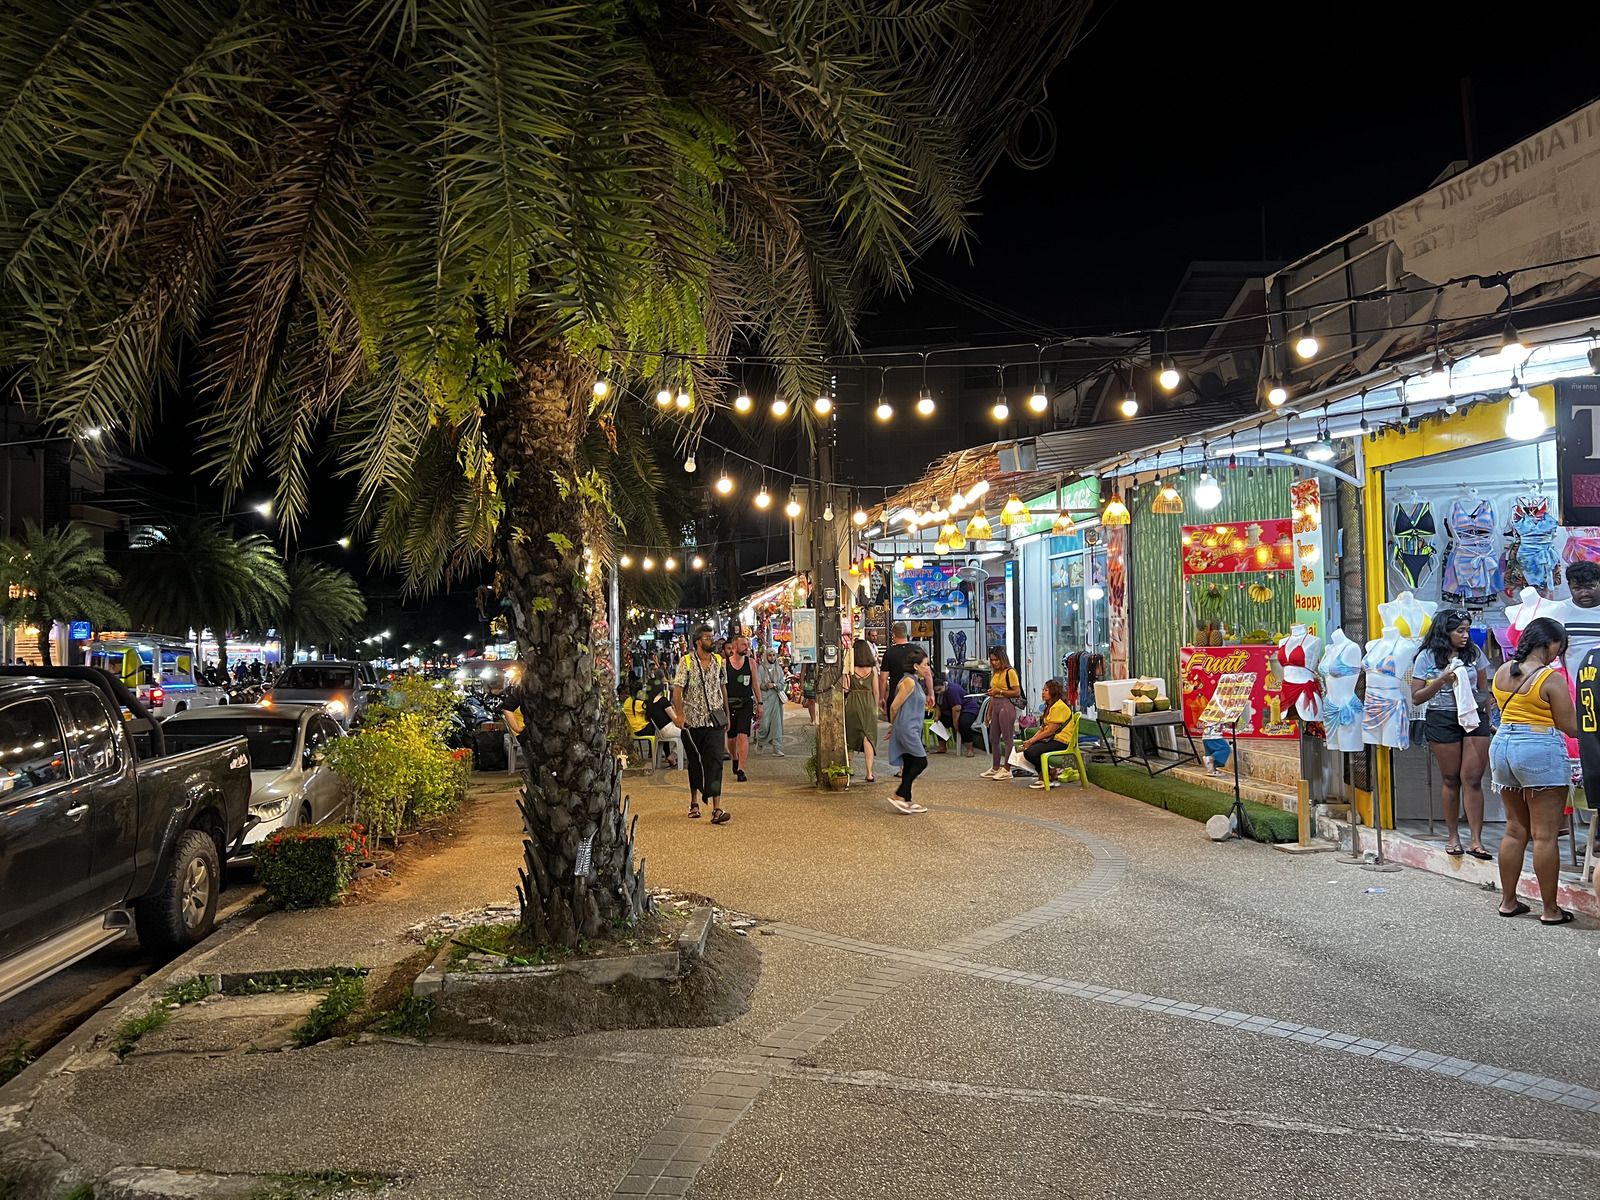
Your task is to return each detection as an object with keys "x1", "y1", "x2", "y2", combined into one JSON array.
[
  {"x1": 1563, "y1": 526, "x2": 1600, "y2": 566},
  {"x1": 1275, "y1": 630, "x2": 1323, "y2": 721},
  {"x1": 1504, "y1": 496, "x2": 1560, "y2": 593},
  {"x1": 1319, "y1": 642, "x2": 1365, "y2": 752},
  {"x1": 1440, "y1": 498, "x2": 1500, "y2": 604},
  {"x1": 1391, "y1": 502, "x2": 1437, "y2": 589}
]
